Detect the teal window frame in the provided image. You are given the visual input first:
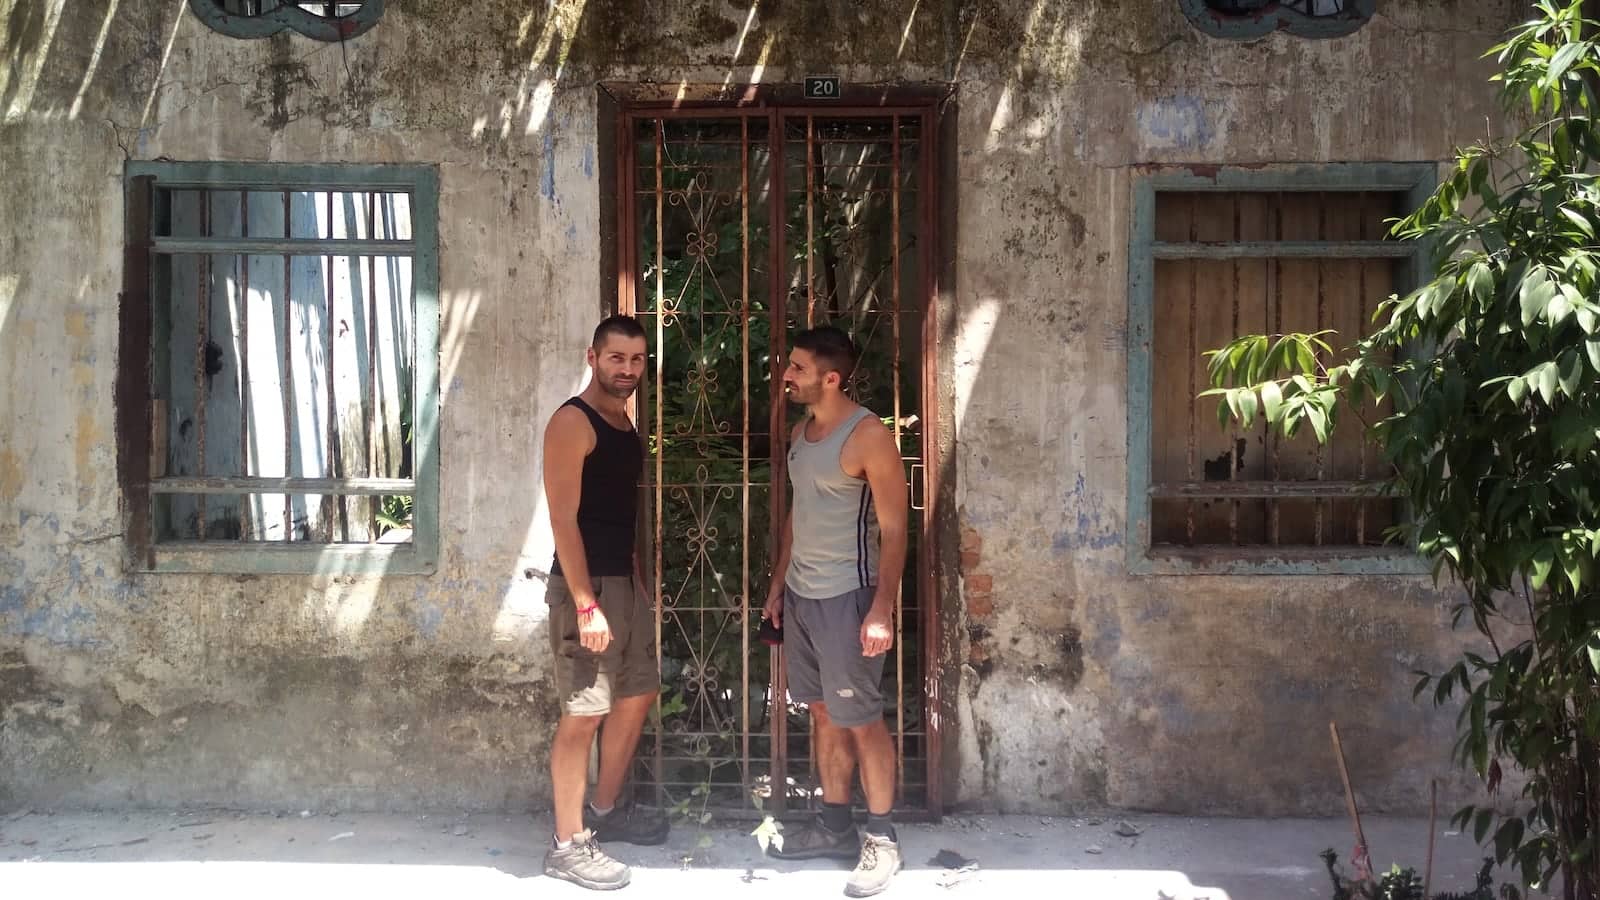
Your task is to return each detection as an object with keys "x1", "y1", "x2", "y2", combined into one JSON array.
[
  {"x1": 1125, "y1": 163, "x2": 1438, "y2": 576},
  {"x1": 124, "y1": 160, "x2": 440, "y2": 575}
]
